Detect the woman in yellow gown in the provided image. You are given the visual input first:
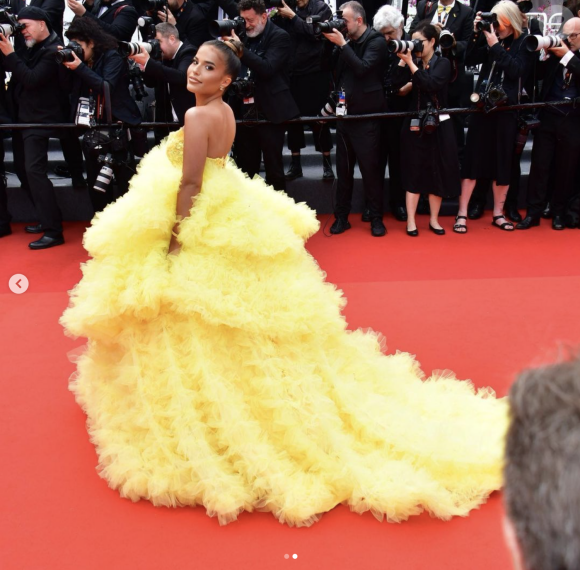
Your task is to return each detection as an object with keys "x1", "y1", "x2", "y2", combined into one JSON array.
[{"x1": 60, "y1": 39, "x2": 508, "y2": 527}]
